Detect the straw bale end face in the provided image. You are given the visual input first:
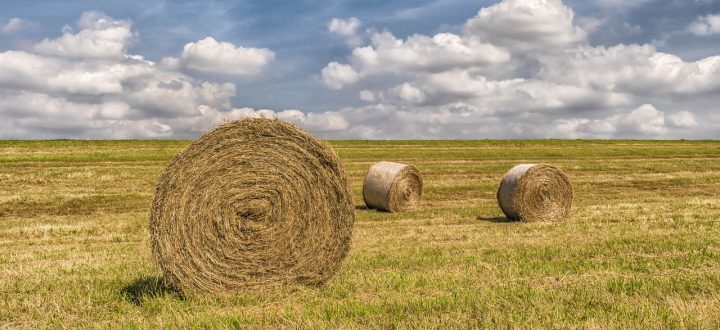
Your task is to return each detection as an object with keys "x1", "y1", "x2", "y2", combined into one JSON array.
[
  {"x1": 149, "y1": 118, "x2": 355, "y2": 296},
  {"x1": 497, "y1": 164, "x2": 572, "y2": 222},
  {"x1": 363, "y1": 161, "x2": 423, "y2": 212}
]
